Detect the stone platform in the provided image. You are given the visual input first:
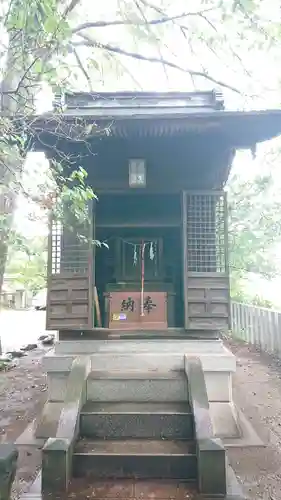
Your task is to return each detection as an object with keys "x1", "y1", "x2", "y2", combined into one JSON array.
[
  {"x1": 16, "y1": 335, "x2": 262, "y2": 449},
  {"x1": 43, "y1": 336, "x2": 239, "y2": 441}
]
